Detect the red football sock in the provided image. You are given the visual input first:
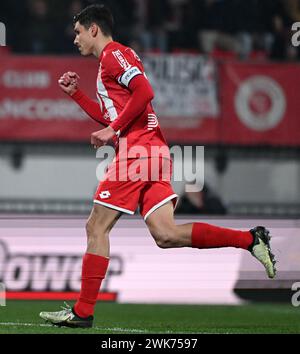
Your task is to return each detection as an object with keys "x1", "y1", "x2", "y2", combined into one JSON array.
[
  {"x1": 191, "y1": 223, "x2": 253, "y2": 250},
  {"x1": 74, "y1": 253, "x2": 109, "y2": 318}
]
